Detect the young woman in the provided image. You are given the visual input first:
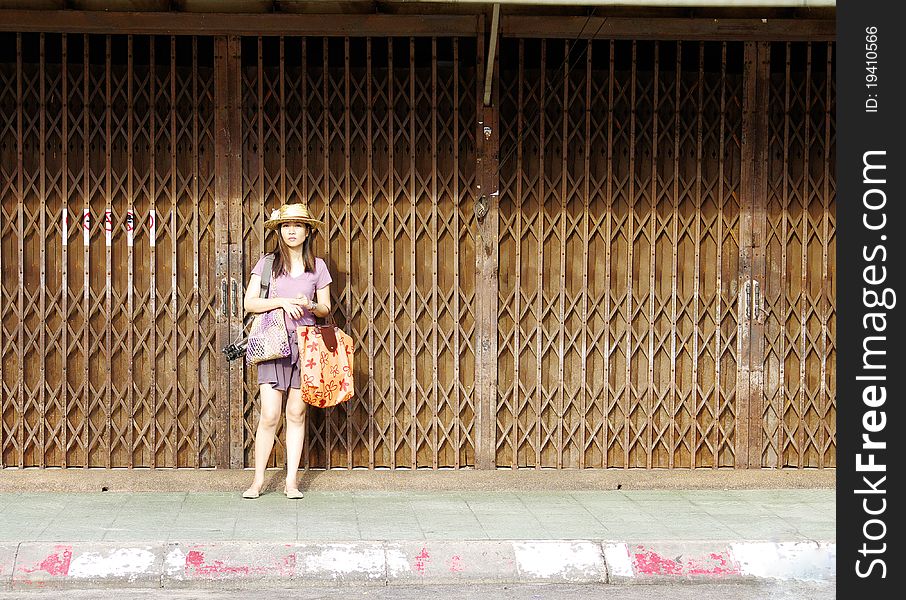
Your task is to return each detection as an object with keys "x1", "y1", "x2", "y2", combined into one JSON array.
[{"x1": 242, "y1": 203, "x2": 332, "y2": 499}]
